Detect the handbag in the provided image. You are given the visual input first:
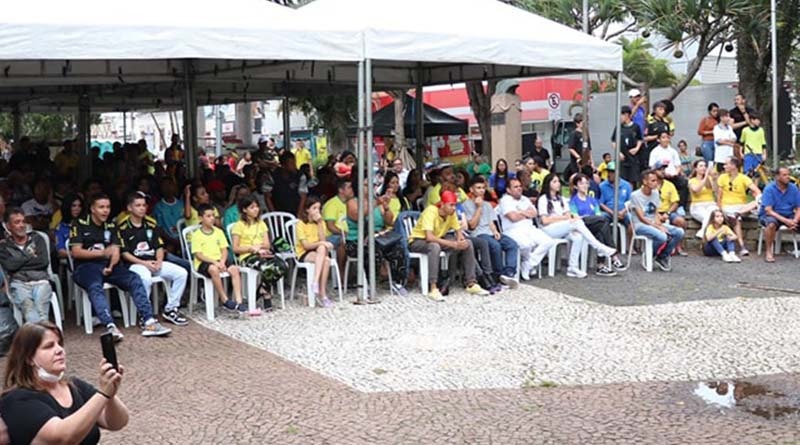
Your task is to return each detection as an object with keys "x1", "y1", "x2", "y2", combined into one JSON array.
[{"x1": 374, "y1": 231, "x2": 403, "y2": 250}]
